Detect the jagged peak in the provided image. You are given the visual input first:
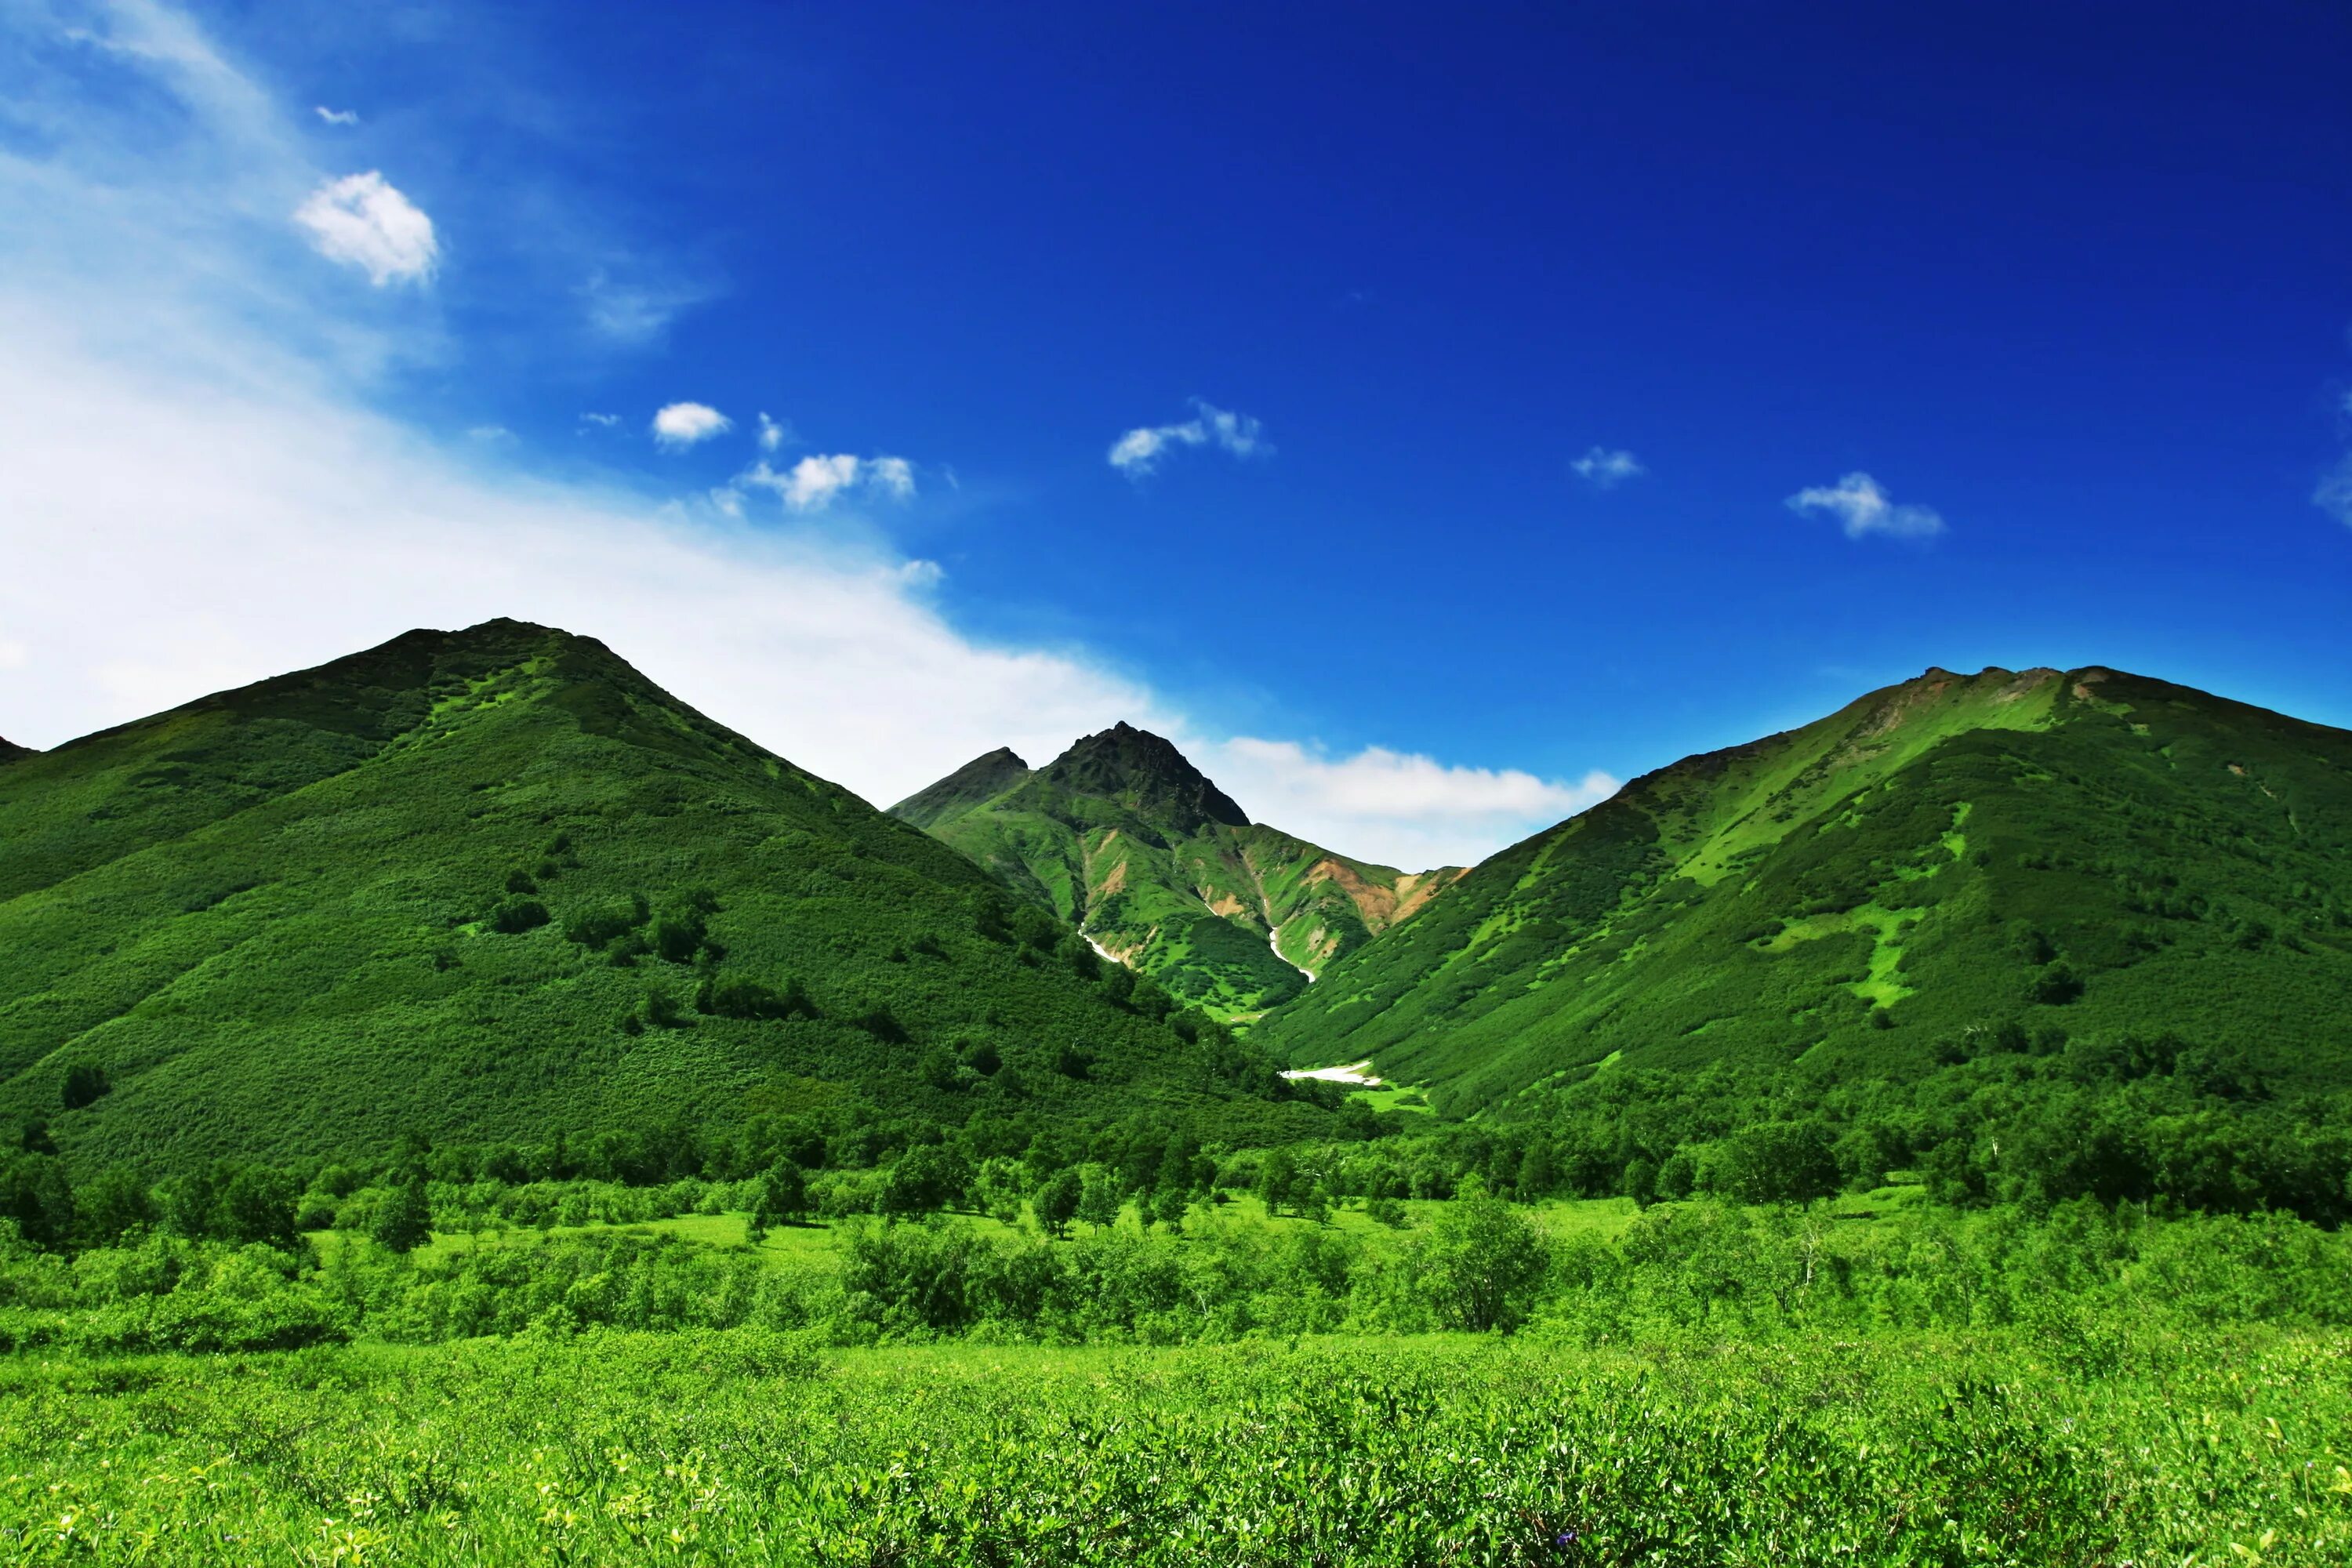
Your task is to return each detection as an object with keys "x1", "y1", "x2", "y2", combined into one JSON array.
[{"x1": 1041, "y1": 722, "x2": 1249, "y2": 830}]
